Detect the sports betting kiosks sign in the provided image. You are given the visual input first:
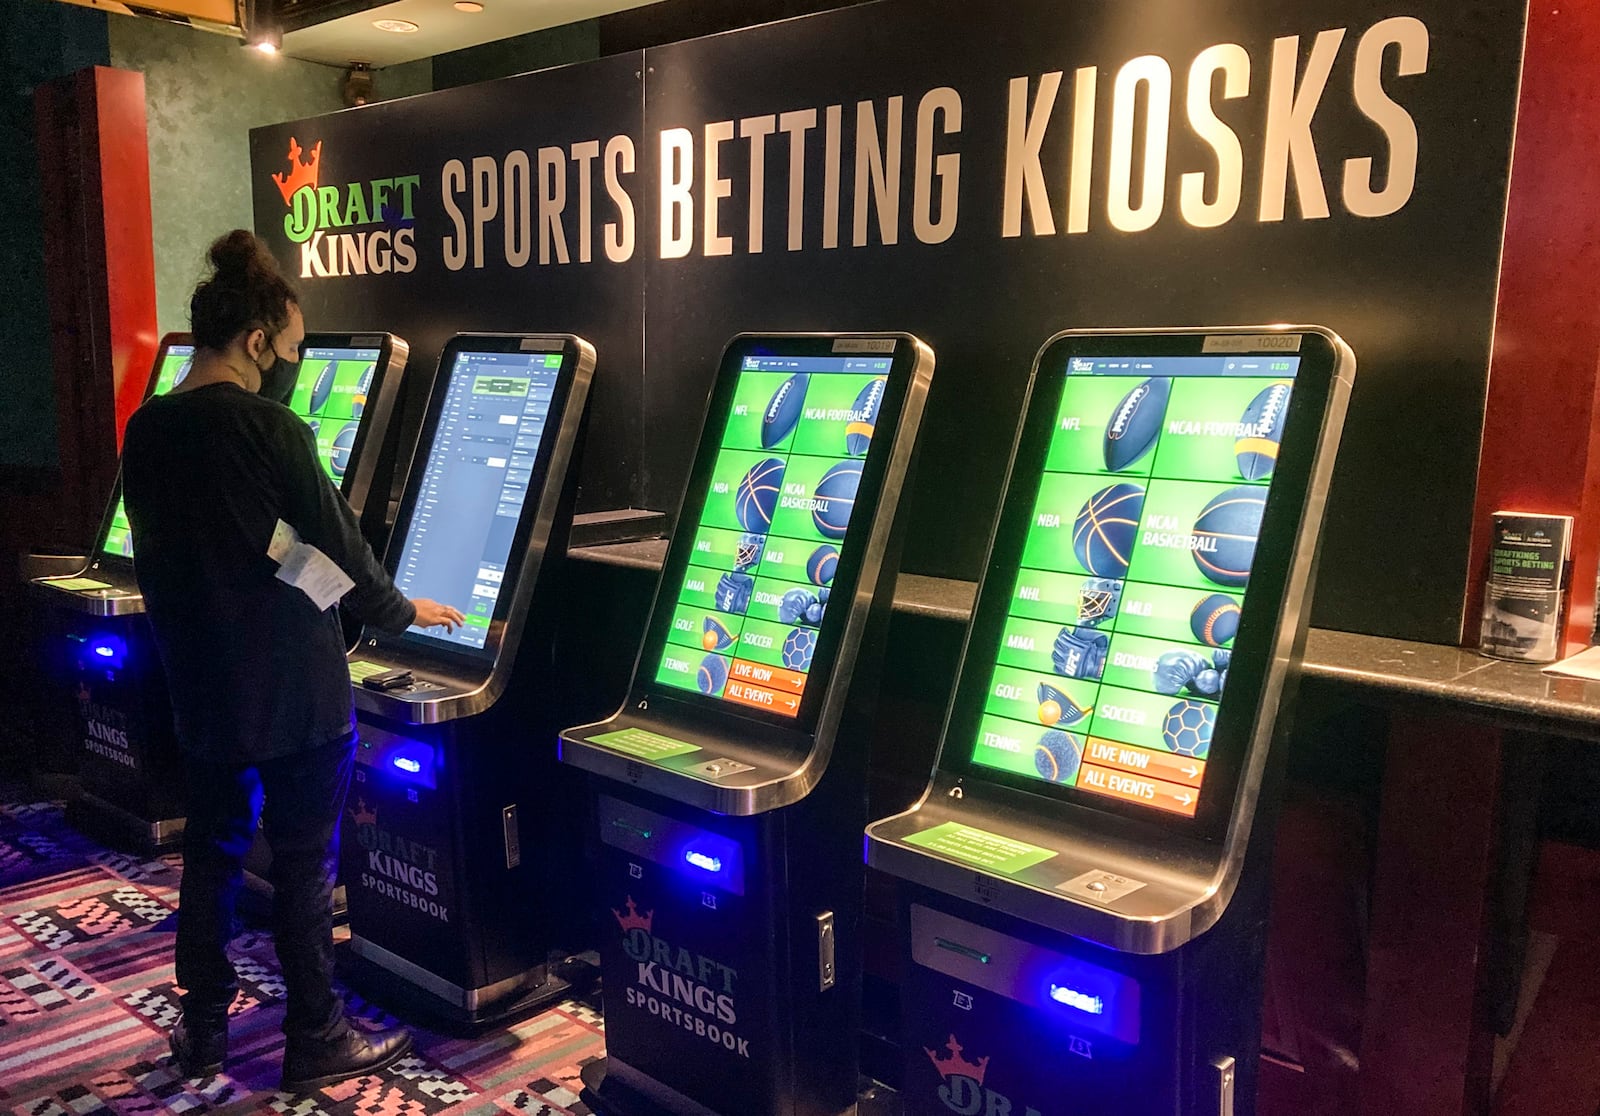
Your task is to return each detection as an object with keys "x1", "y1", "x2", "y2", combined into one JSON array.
[{"x1": 253, "y1": 0, "x2": 1527, "y2": 644}]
